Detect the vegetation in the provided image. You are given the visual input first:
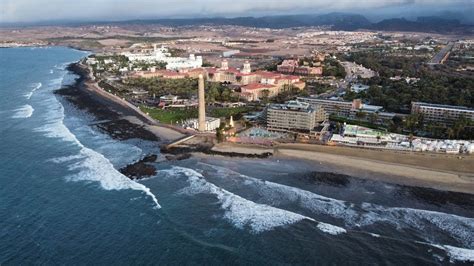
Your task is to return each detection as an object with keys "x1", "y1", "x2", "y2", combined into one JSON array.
[
  {"x1": 330, "y1": 115, "x2": 388, "y2": 131},
  {"x1": 342, "y1": 51, "x2": 474, "y2": 112},
  {"x1": 272, "y1": 86, "x2": 306, "y2": 103},
  {"x1": 206, "y1": 83, "x2": 240, "y2": 103},
  {"x1": 322, "y1": 57, "x2": 346, "y2": 78},
  {"x1": 133, "y1": 60, "x2": 167, "y2": 71},
  {"x1": 140, "y1": 106, "x2": 197, "y2": 124},
  {"x1": 333, "y1": 112, "x2": 473, "y2": 140},
  {"x1": 140, "y1": 105, "x2": 252, "y2": 124},
  {"x1": 124, "y1": 78, "x2": 243, "y2": 102},
  {"x1": 304, "y1": 82, "x2": 334, "y2": 95},
  {"x1": 124, "y1": 77, "x2": 198, "y2": 99},
  {"x1": 343, "y1": 51, "x2": 424, "y2": 77}
]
